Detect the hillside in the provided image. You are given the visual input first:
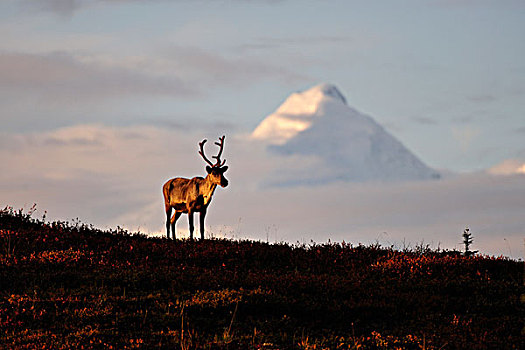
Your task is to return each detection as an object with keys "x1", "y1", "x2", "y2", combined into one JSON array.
[{"x1": 0, "y1": 207, "x2": 523, "y2": 349}]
